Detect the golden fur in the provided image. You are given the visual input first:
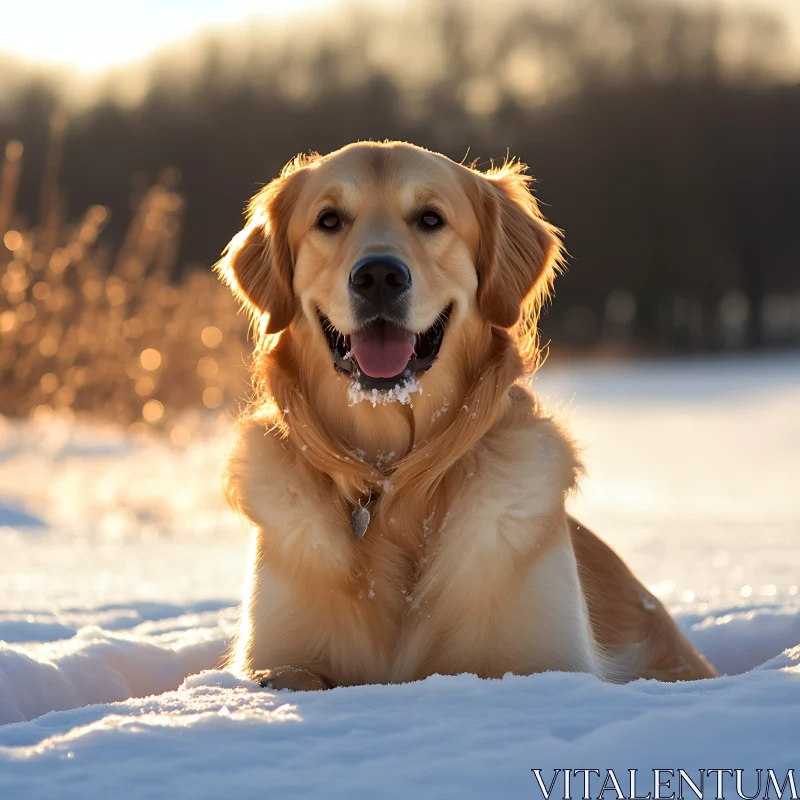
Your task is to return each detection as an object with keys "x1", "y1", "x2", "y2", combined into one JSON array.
[{"x1": 216, "y1": 141, "x2": 717, "y2": 689}]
